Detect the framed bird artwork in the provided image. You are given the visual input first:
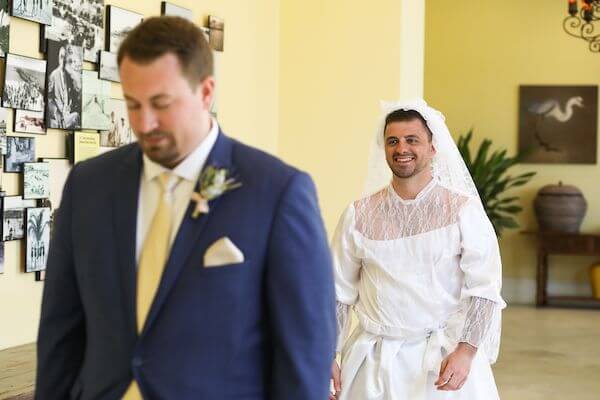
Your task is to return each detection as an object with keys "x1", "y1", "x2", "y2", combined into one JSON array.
[{"x1": 519, "y1": 85, "x2": 598, "y2": 164}]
